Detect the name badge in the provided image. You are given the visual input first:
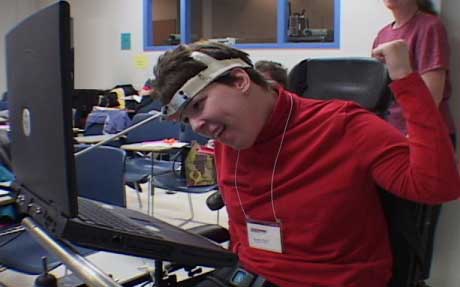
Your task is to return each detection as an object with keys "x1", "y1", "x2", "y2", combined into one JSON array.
[{"x1": 246, "y1": 219, "x2": 283, "y2": 253}]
